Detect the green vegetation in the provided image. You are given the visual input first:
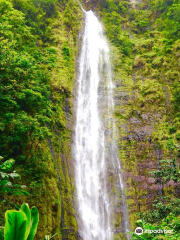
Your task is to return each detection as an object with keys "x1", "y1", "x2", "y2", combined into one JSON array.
[
  {"x1": 131, "y1": 214, "x2": 180, "y2": 239},
  {"x1": 0, "y1": 156, "x2": 28, "y2": 196},
  {"x1": 0, "y1": 203, "x2": 39, "y2": 240},
  {"x1": 0, "y1": 0, "x2": 82, "y2": 238},
  {"x1": 150, "y1": 158, "x2": 180, "y2": 184},
  {"x1": 1, "y1": 0, "x2": 180, "y2": 239},
  {"x1": 131, "y1": 155, "x2": 180, "y2": 239}
]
